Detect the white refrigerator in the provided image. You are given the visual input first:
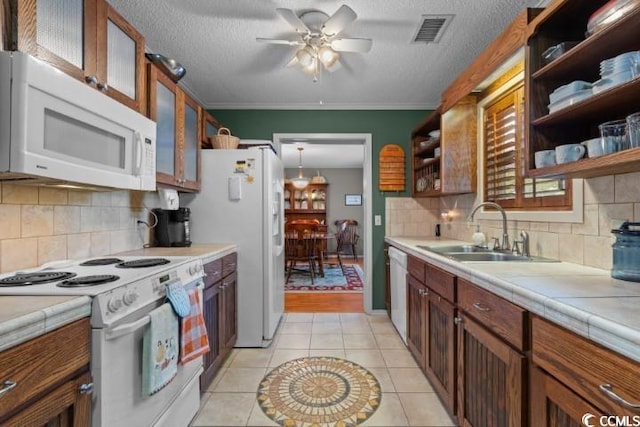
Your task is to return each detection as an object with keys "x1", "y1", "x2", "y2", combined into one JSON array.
[{"x1": 186, "y1": 146, "x2": 285, "y2": 347}]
